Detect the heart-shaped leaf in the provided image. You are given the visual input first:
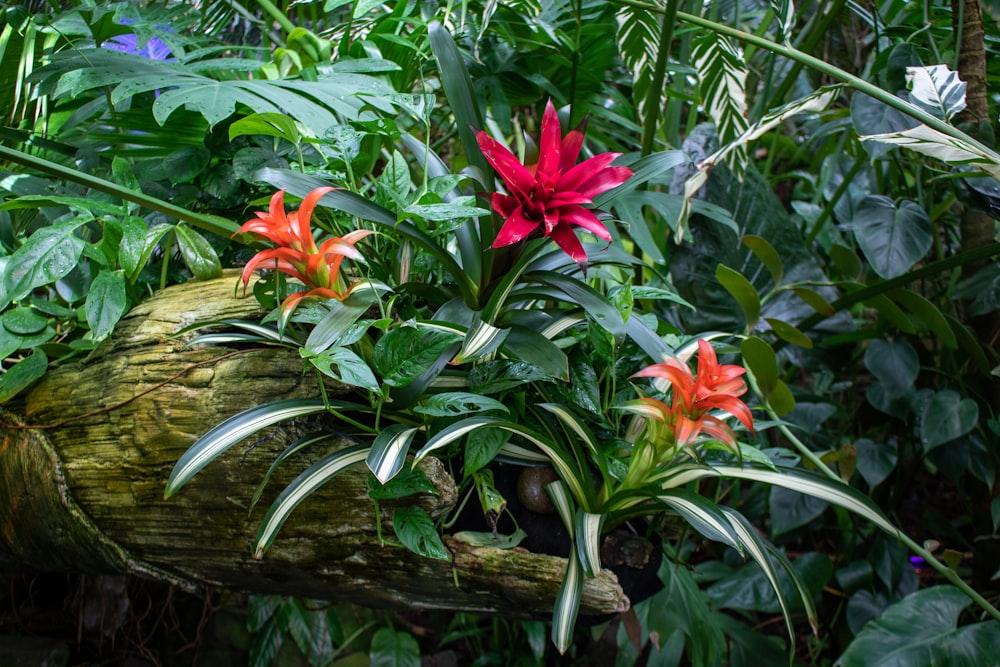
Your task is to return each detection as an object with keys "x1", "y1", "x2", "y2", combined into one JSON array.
[
  {"x1": 919, "y1": 389, "x2": 979, "y2": 452},
  {"x1": 853, "y1": 196, "x2": 932, "y2": 279}
]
